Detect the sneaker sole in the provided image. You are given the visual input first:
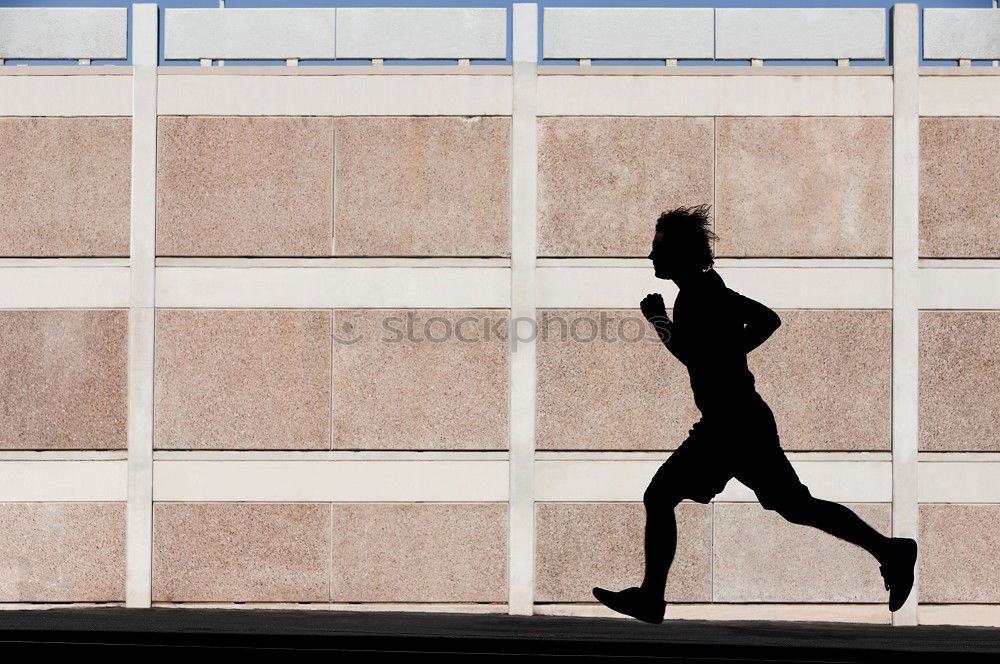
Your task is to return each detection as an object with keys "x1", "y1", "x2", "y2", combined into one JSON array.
[{"x1": 592, "y1": 587, "x2": 665, "y2": 625}]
